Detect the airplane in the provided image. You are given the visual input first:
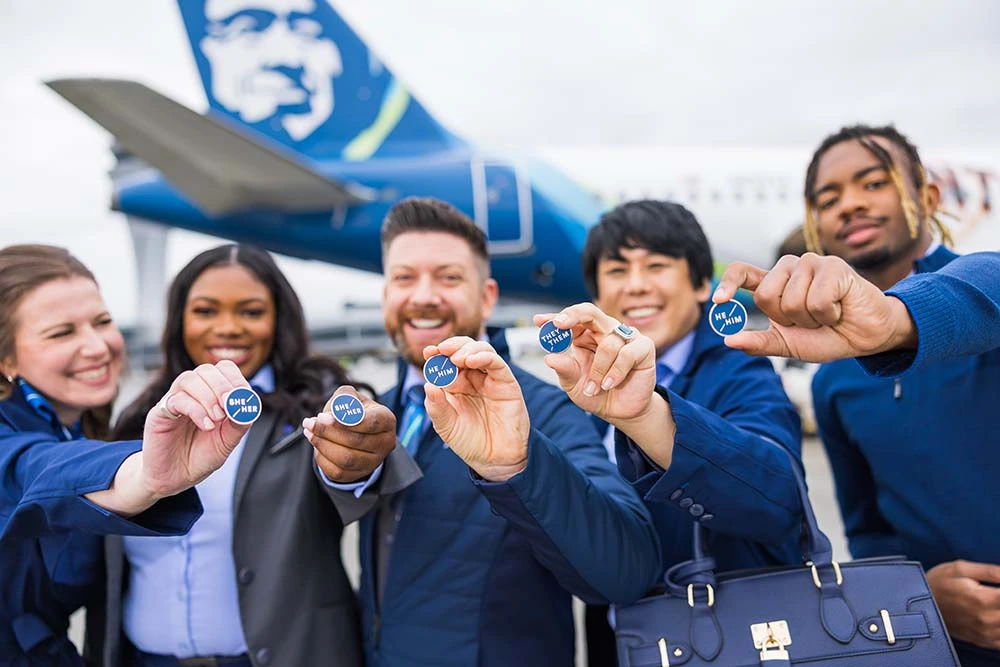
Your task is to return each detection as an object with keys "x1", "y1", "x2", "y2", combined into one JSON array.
[{"x1": 46, "y1": 0, "x2": 999, "y2": 329}]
